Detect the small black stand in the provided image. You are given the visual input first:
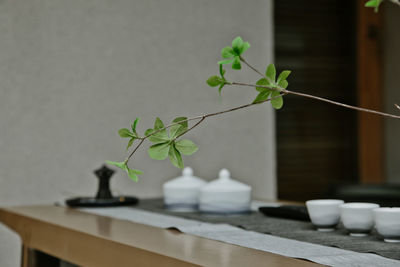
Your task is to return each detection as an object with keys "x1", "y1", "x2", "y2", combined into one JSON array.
[{"x1": 66, "y1": 165, "x2": 139, "y2": 207}]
